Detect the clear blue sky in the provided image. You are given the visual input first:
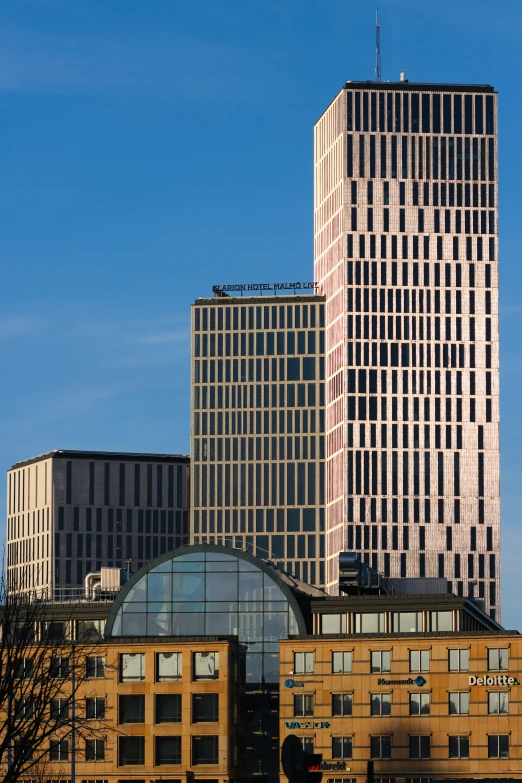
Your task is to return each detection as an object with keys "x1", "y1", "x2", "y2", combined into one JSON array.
[{"x1": 1, "y1": 0, "x2": 521, "y2": 626}]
